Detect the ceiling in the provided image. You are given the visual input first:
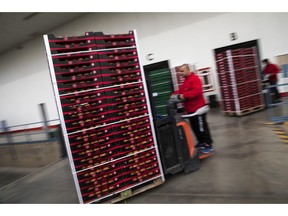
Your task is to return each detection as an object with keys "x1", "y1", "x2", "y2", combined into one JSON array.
[{"x1": 0, "y1": 12, "x2": 88, "y2": 55}]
